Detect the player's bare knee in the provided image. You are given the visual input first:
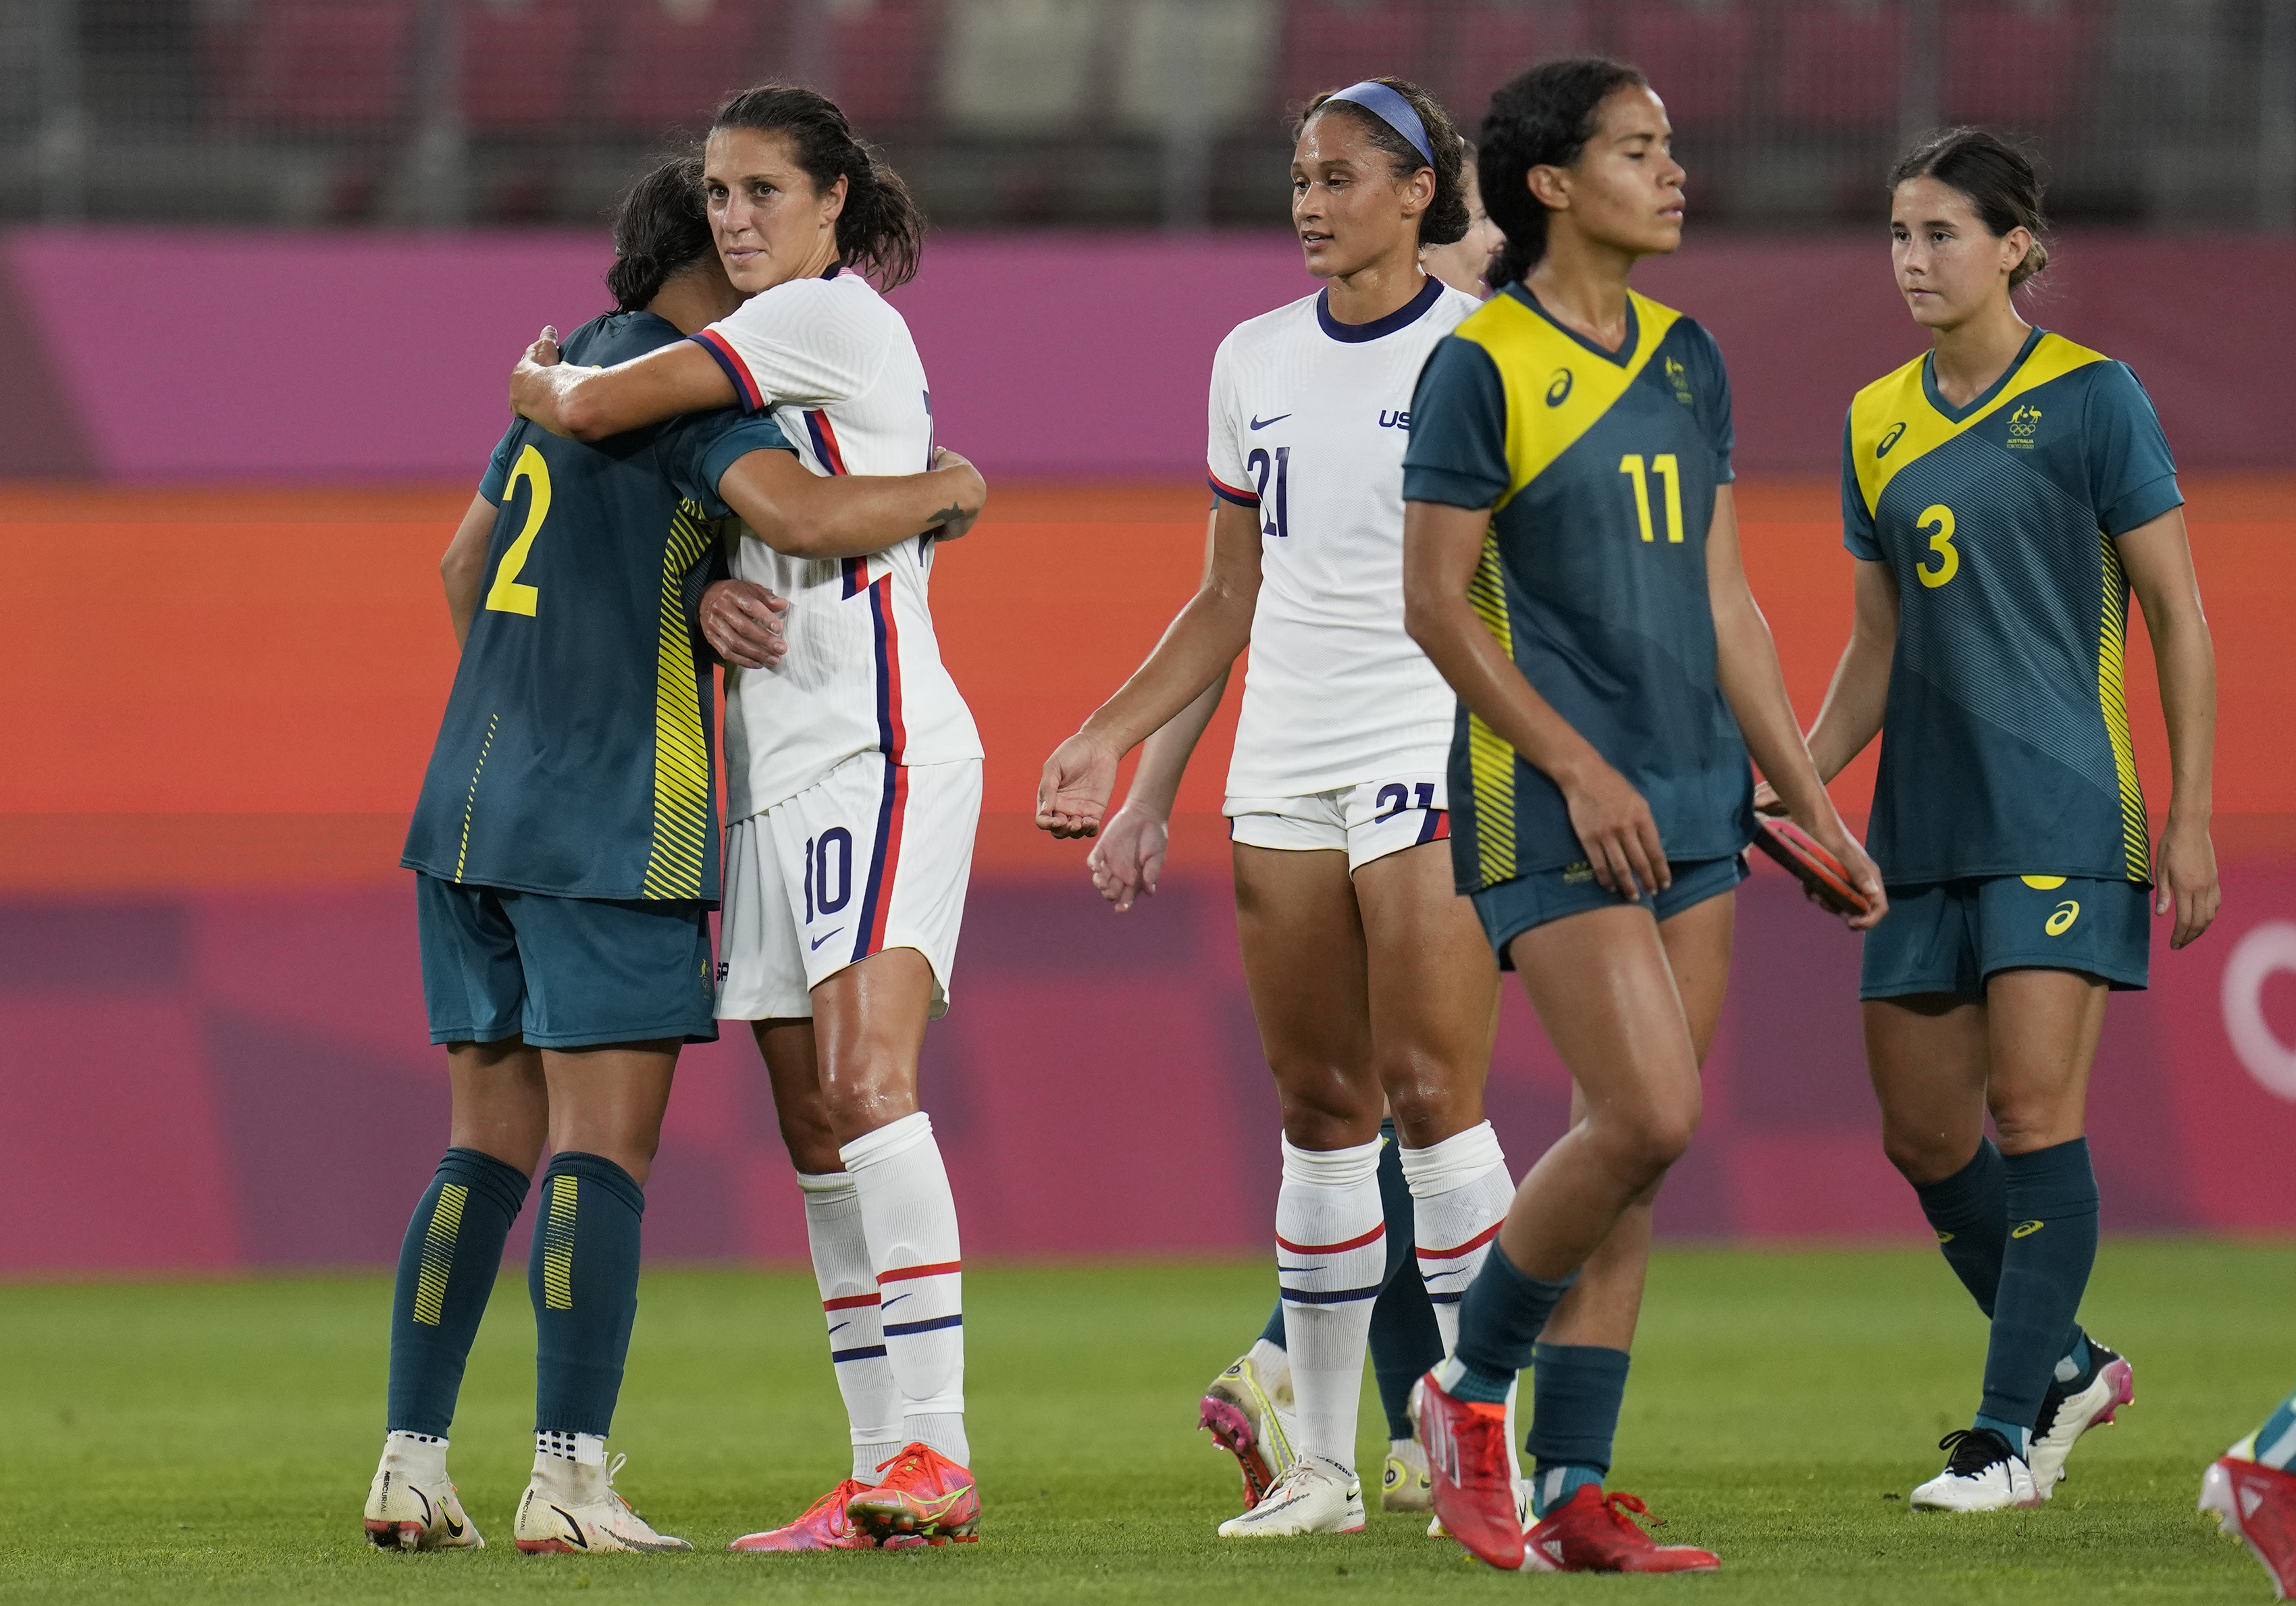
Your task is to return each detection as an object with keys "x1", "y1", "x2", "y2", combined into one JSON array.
[{"x1": 1378, "y1": 1071, "x2": 1473, "y2": 1145}]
